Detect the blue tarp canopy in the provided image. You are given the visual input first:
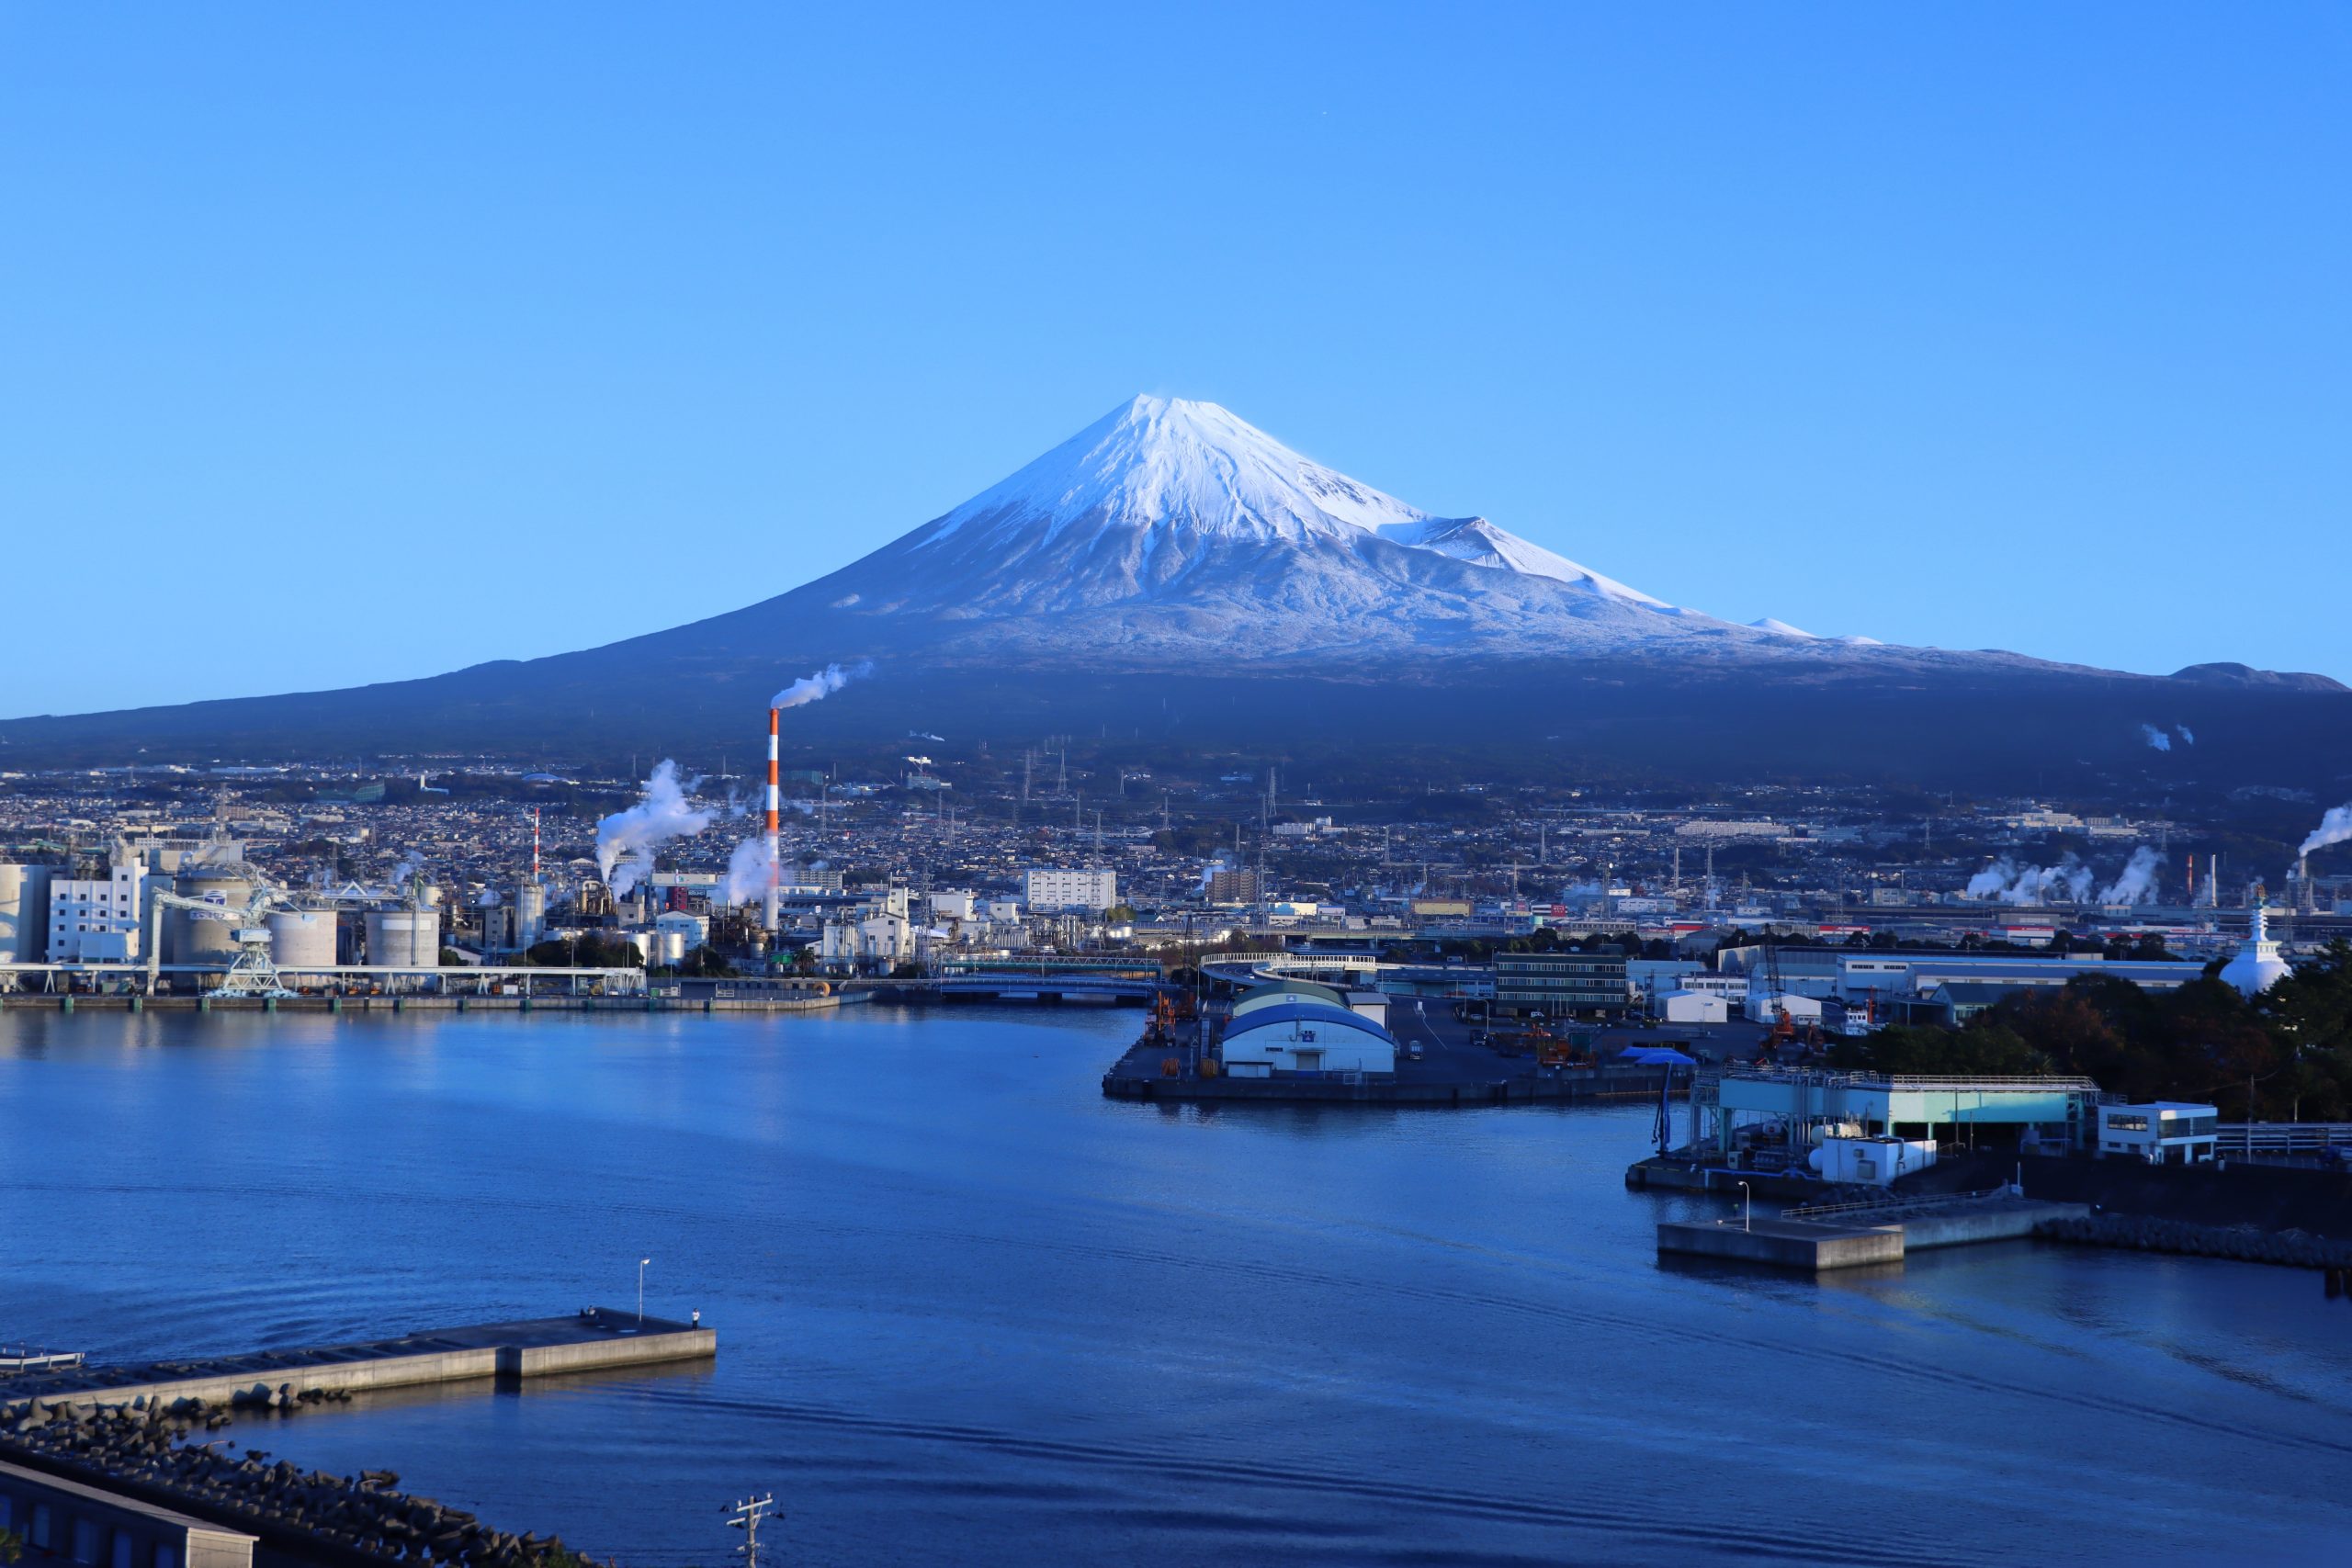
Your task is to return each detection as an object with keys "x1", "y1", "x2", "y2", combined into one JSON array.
[{"x1": 1617, "y1": 1046, "x2": 1698, "y2": 1066}]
